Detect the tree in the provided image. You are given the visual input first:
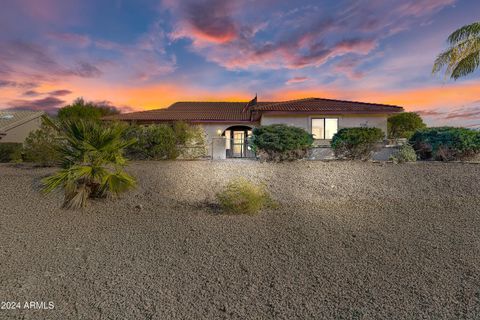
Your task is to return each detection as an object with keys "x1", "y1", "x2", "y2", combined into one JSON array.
[
  {"x1": 23, "y1": 117, "x2": 61, "y2": 166},
  {"x1": 388, "y1": 112, "x2": 426, "y2": 139},
  {"x1": 42, "y1": 119, "x2": 136, "y2": 209},
  {"x1": 433, "y1": 21, "x2": 480, "y2": 80},
  {"x1": 57, "y1": 98, "x2": 120, "y2": 121}
]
